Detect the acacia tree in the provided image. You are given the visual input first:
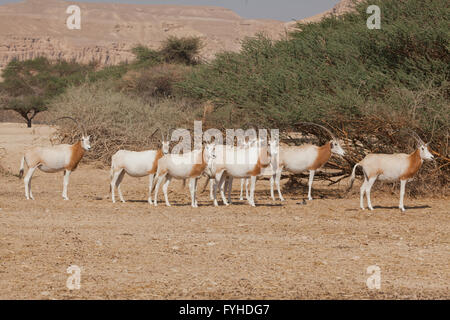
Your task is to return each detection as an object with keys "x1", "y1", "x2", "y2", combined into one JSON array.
[{"x1": 0, "y1": 57, "x2": 91, "y2": 127}]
